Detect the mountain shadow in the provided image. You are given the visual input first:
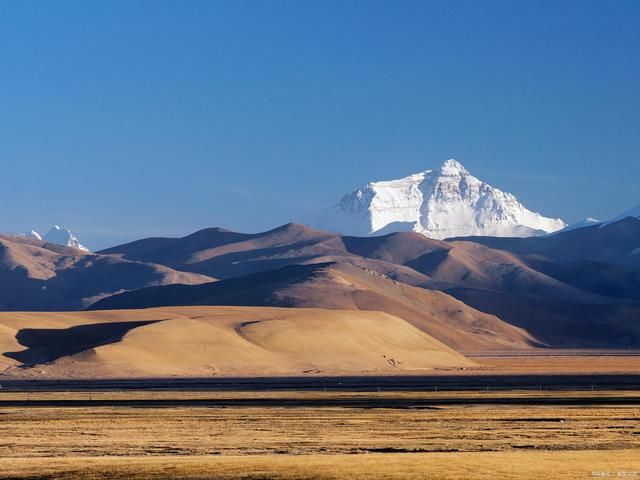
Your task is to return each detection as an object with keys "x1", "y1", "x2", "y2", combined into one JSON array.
[{"x1": 4, "y1": 320, "x2": 160, "y2": 365}]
